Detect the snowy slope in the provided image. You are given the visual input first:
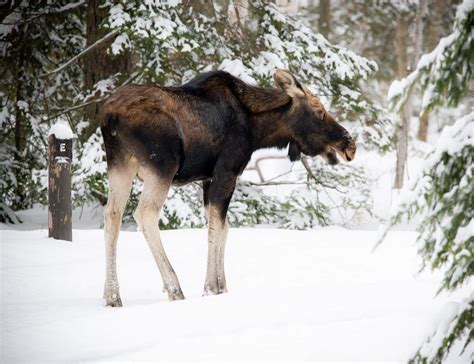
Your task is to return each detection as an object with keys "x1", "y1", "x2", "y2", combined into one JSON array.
[{"x1": 1, "y1": 228, "x2": 471, "y2": 362}]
